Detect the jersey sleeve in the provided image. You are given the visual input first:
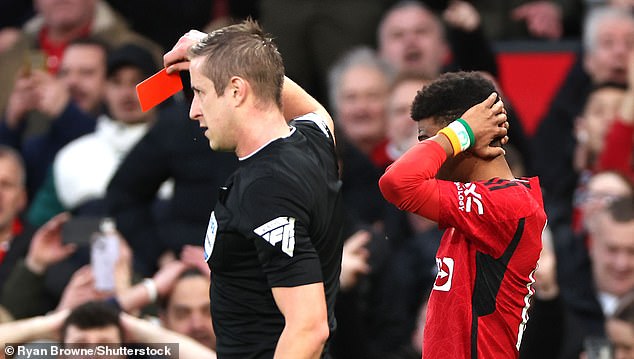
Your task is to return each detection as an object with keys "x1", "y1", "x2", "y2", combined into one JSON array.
[
  {"x1": 241, "y1": 175, "x2": 323, "y2": 288},
  {"x1": 290, "y1": 112, "x2": 334, "y2": 144},
  {"x1": 437, "y1": 179, "x2": 540, "y2": 257}
]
